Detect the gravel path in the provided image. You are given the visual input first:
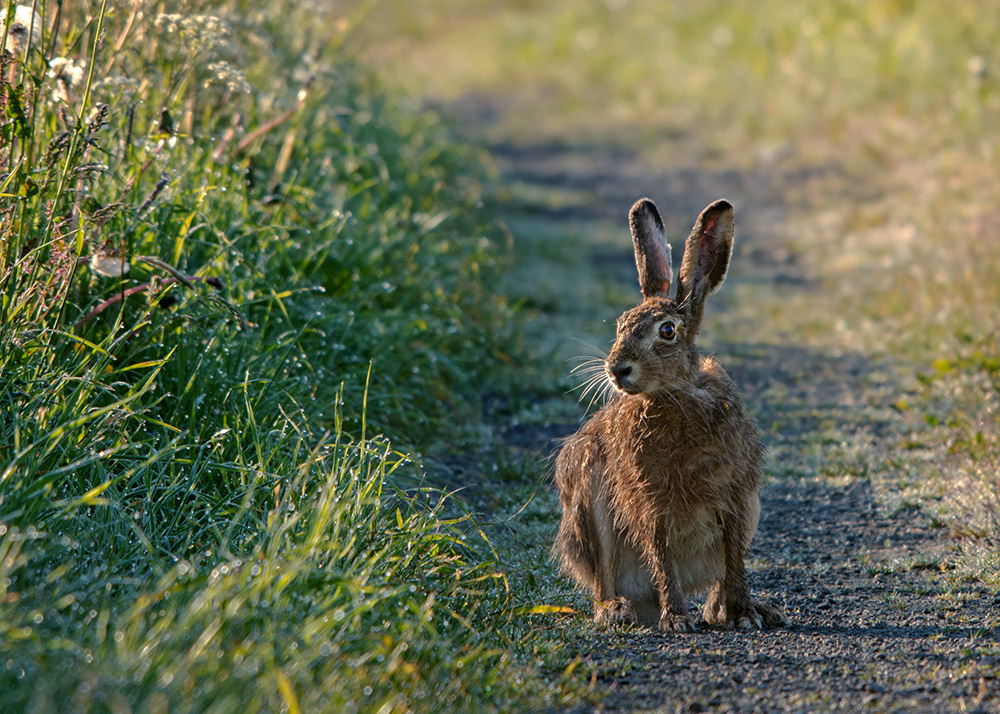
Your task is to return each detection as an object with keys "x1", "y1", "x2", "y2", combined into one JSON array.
[{"x1": 481, "y1": 131, "x2": 1000, "y2": 713}]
